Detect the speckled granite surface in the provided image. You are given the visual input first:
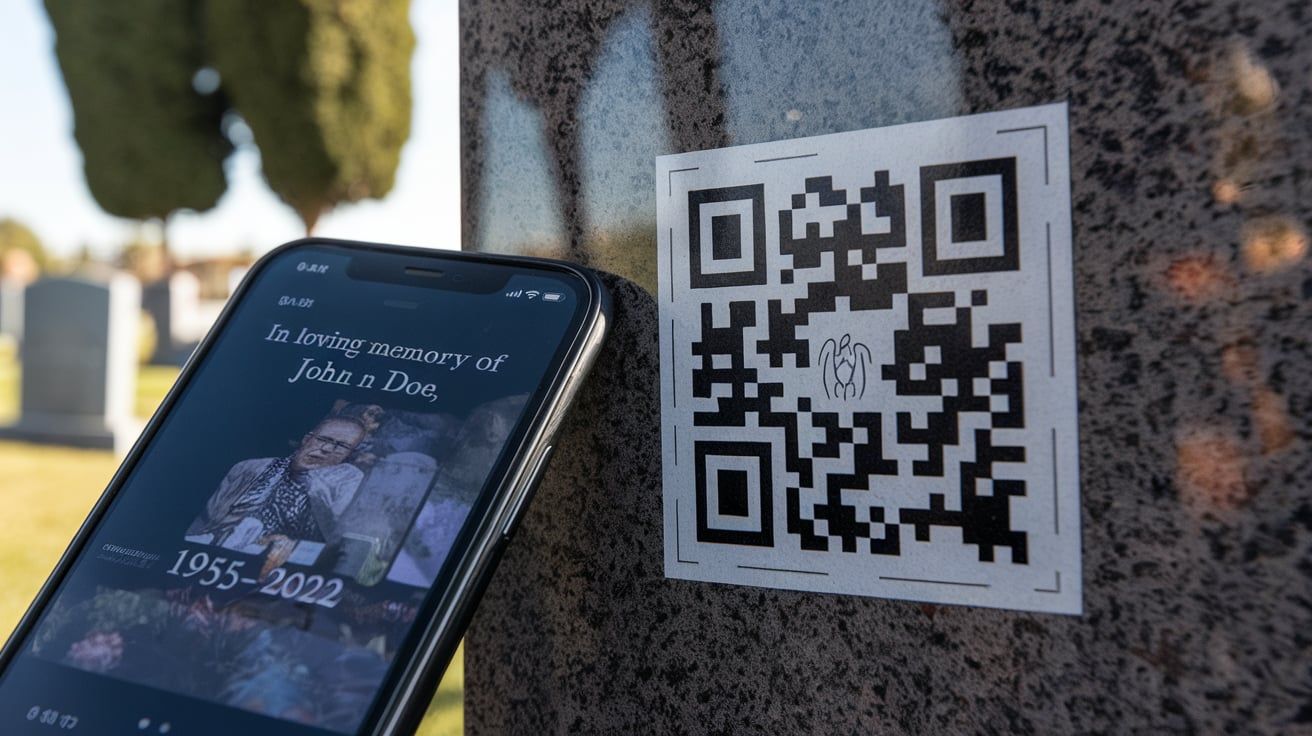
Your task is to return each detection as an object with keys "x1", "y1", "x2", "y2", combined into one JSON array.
[{"x1": 463, "y1": 0, "x2": 1311, "y2": 732}]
